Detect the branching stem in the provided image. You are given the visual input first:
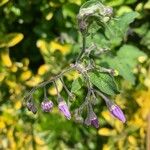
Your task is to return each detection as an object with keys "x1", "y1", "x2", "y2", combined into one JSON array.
[{"x1": 24, "y1": 66, "x2": 75, "y2": 99}]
